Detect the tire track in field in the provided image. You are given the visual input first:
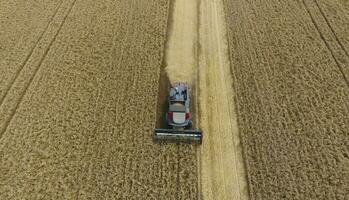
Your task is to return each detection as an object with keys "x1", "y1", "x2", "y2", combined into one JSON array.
[
  {"x1": 314, "y1": 0, "x2": 349, "y2": 57},
  {"x1": 0, "y1": 0, "x2": 64, "y2": 106},
  {"x1": 0, "y1": 0, "x2": 77, "y2": 138},
  {"x1": 302, "y1": 0, "x2": 349, "y2": 87}
]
